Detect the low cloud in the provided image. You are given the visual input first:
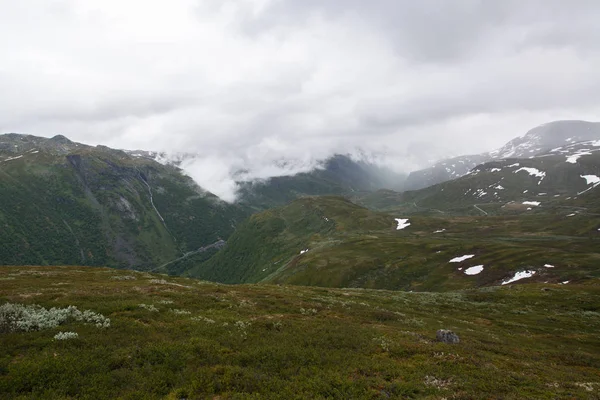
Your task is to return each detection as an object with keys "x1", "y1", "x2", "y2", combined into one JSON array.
[{"x1": 1, "y1": 0, "x2": 600, "y2": 197}]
